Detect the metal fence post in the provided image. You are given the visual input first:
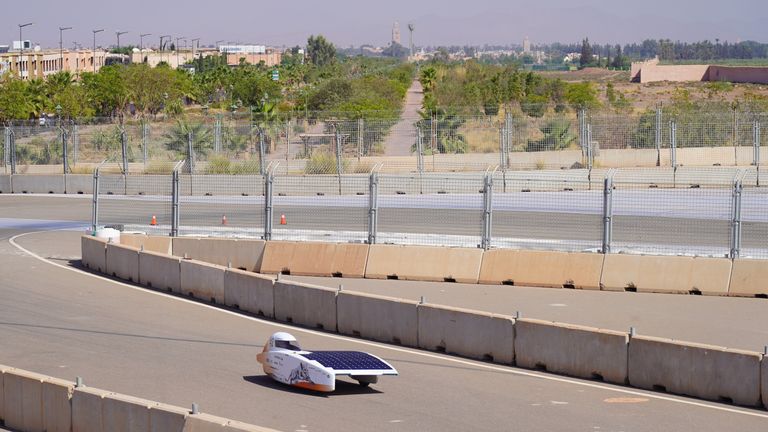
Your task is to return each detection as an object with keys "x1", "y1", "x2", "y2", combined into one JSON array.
[
  {"x1": 602, "y1": 169, "x2": 615, "y2": 254},
  {"x1": 655, "y1": 105, "x2": 662, "y2": 167},
  {"x1": 481, "y1": 173, "x2": 493, "y2": 250},
  {"x1": 368, "y1": 172, "x2": 379, "y2": 244},
  {"x1": 499, "y1": 126, "x2": 507, "y2": 169},
  {"x1": 578, "y1": 109, "x2": 585, "y2": 159},
  {"x1": 416, "y1": 126, "x2": 424, "y2": 175},
  {"x1": 171, "y1": 163, "x2": 181, "y2": 237},
  {"x1": 73, "y1": 123, "x2": 79, "y2": 166},
  {"x1": 753, "y1": 120, "x2": 760, "y2": 167},
  {"x1": 61, "y1": 126, "x2": 69, "y2": 174},
  {"x1": 258, "y1": 127, "x2": 266, "y2": 175},
  {"x1": 91, "y1": 164, "x2": 101, "y2": 234},
  {"x1": 357, "y1": 118, "x2": 364, "y2": 158},
  {"x1": 9, "y1": 128, "x2": 16, "y2": 175},
  {"x1": 213, "y1": 116, "x2": 222, "y2": 154},
  {"x1": 335, "y1": 127, "x2": 343, "y2": 195},
  {"x1": 730, "y1": 172, "x2": 744, "y2": 259},
  {"x1": 120, "y1": 128, "x2": 129, "y2": 175},
  {"x1": 141, "y1": 121, "x2": 149, "y2": 168},
  {"x1": 670, "y1": 121, "x2": 677, "y2": 168},
  {"x1": 4, "y1": 127, "x2": 11, "y2": 173},
  {"x1": 187, "y1": 131, "x2": 195, "y2": 174},
  {"x1": 264, "y1": 172, "x2": 274, "y2": 241},
  {"x1": 586, "y1": 124, "x2": 593, "y2": 170},
  {"x1": 504, "y1": 111, "x2": 512, "y2": 169}
]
